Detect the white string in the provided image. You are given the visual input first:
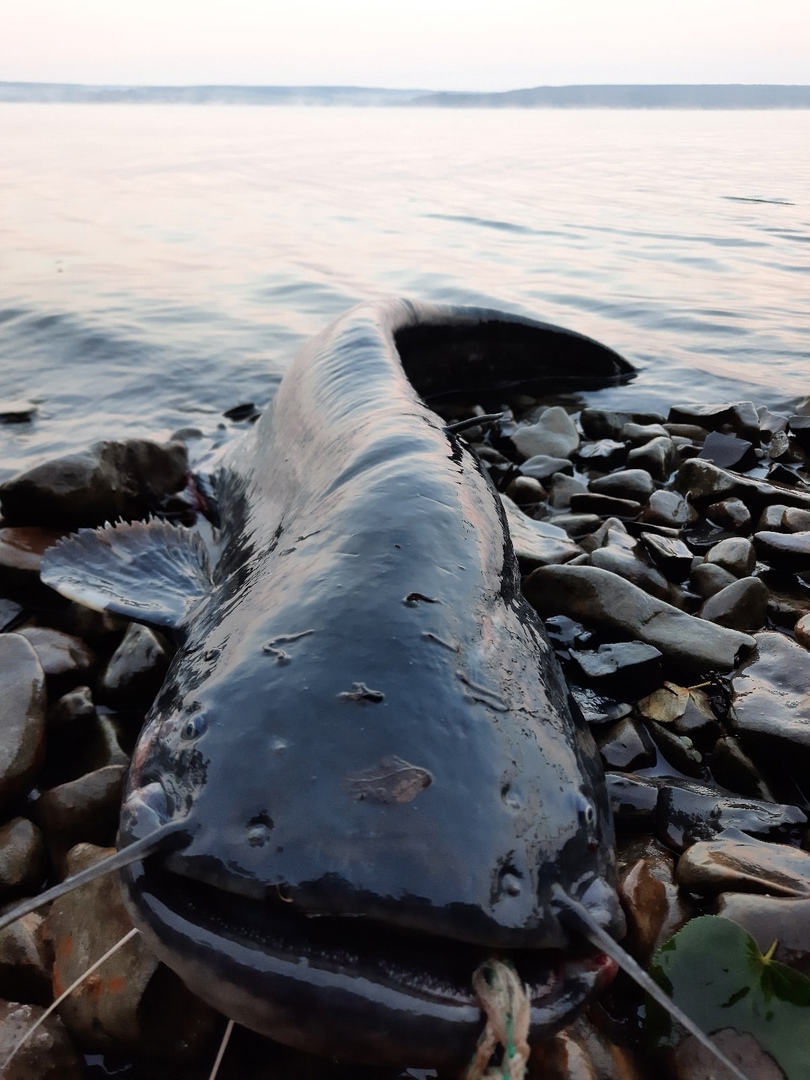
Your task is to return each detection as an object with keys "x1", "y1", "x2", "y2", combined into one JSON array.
[{"x1": 209, "y1": 1018, "x2": 235, "y2": 1080}]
